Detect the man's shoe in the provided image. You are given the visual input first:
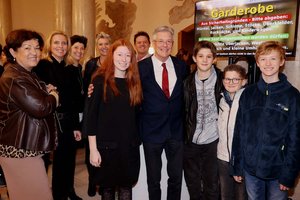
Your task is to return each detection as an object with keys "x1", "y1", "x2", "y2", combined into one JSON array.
[{"x1": 88, "y1": 183, "x2": 96, "y2": 197}]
